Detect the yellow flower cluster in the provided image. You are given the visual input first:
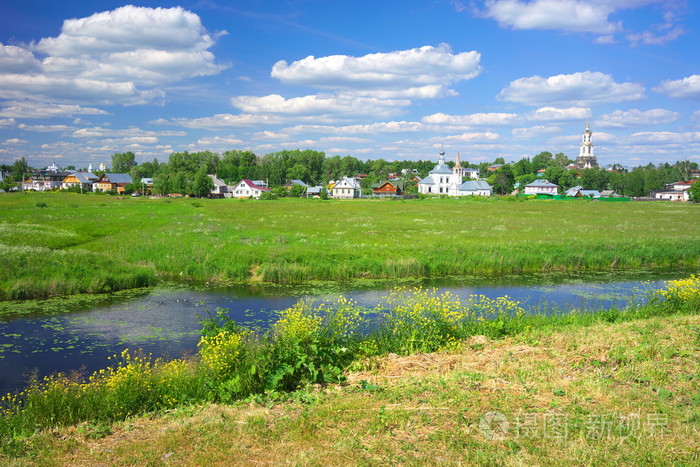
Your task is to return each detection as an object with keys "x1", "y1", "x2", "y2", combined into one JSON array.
[
  {"x1": 274, "y1": 299, "x2": 323, "y2": 341},
  {"x1": 198, "y1": 330, "x2": 245, "y2": 375},
  {"x1": 658, "y1": 274, "x2": 700, "y2": 302},
  {"x1": 322, "y1": 296, "x2": 364, "y2": 338},
  {"x1": 466, "y1": 294, "x2": 525, "y2": 320}
]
